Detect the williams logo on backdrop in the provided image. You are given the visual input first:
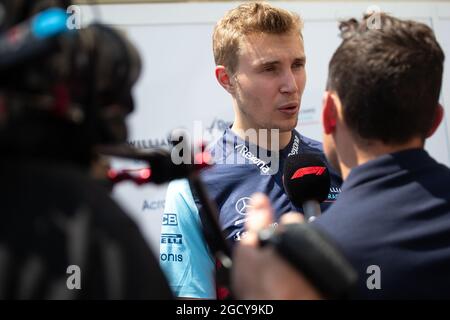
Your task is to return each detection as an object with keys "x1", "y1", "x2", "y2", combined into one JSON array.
[
  {"x1": 127, "y1": 117, "x2": 231, "y2": 152},
  {"x1": 128, "y1": 138, "x2": 171, "y2": 149},
  {"x1": 299, "y1": 106, "x2": 319, "y2": 125}
]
